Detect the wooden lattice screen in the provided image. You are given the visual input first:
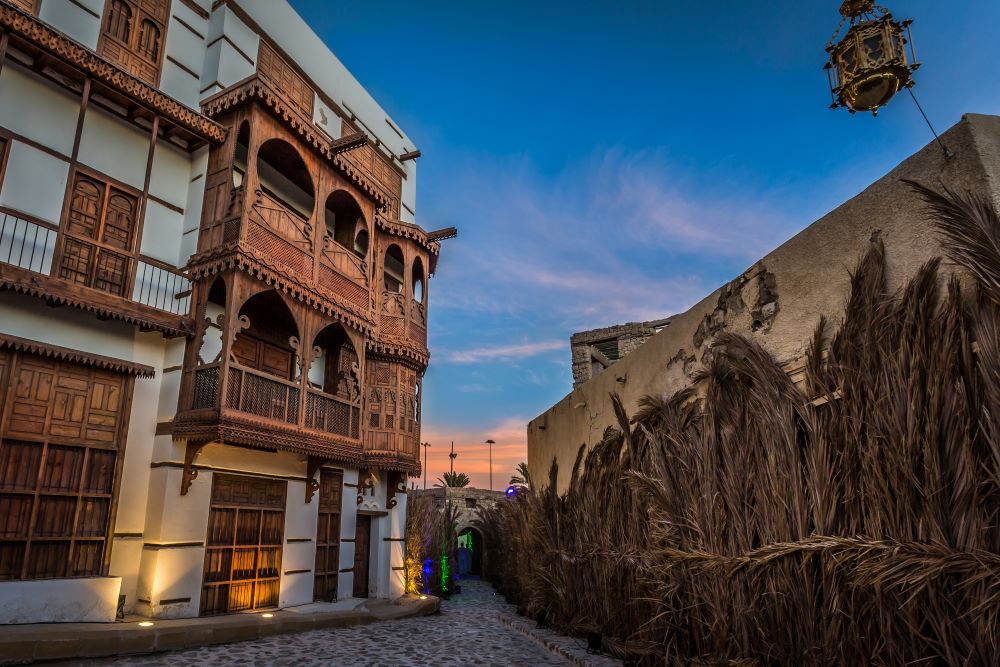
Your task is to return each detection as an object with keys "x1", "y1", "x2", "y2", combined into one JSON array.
[
  {"x1": 313, "y1": 468, "x2": 343, "y2": 601},
  {"x1": 0, "y1": 350, "x2": 132, "y2": 581},
  {"x1": 200, "y1": 473, "x2": 286, "y2": 615}
]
